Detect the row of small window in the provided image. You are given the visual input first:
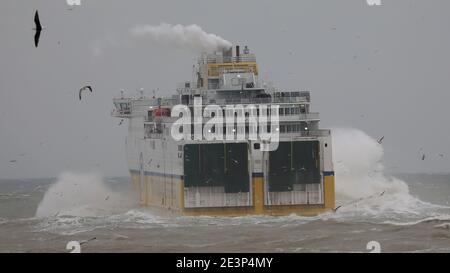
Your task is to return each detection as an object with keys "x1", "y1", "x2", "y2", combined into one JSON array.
[
  {"x1": 279, "y1": 105, "x2": 307, "y2": 115},
  {"x1": 175, "y1": 123, "x2": 309, "y2": 134},
  {"x1": 274, "y1": 92, "x2": 303, "y2": 98},
  {"x1": 192, "y1": 105, "x2": 307, "y2": 118},
  {"x1": 177, "y1": 125, "x2": 276, "y2": 134},
  {"x1": 279, "y1": 124, "x2": 309, "y2": 133}
]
